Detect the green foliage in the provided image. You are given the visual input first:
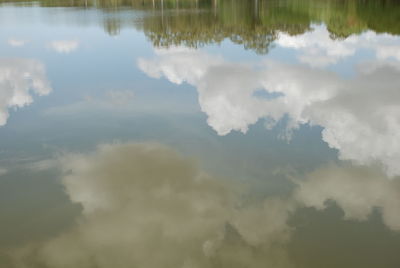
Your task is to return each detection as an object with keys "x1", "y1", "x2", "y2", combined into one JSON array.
[{"x1": 1, "y1": 0, "x2": 399, "y2": 53}]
